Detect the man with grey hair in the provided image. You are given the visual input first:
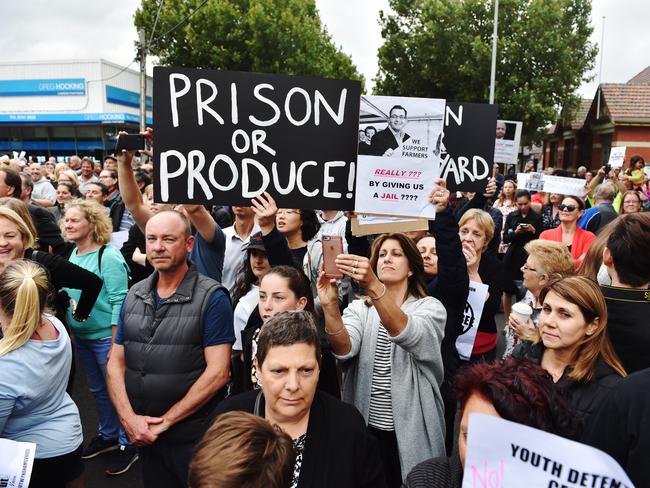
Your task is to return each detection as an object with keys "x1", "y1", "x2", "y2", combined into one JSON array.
[
  {"x1": 576, "y1": 165, "x2": 587, "y2": 178},
  {"x1": 579, "y1": 182, "x2": 618, "y2": 234}
]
